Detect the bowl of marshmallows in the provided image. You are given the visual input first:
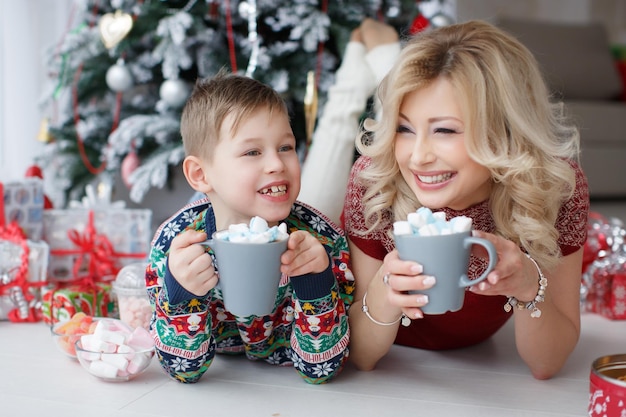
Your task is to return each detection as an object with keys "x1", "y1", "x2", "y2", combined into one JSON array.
[{"x1": 74, "y1": 317, "x2": 155, "y2": 382}]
